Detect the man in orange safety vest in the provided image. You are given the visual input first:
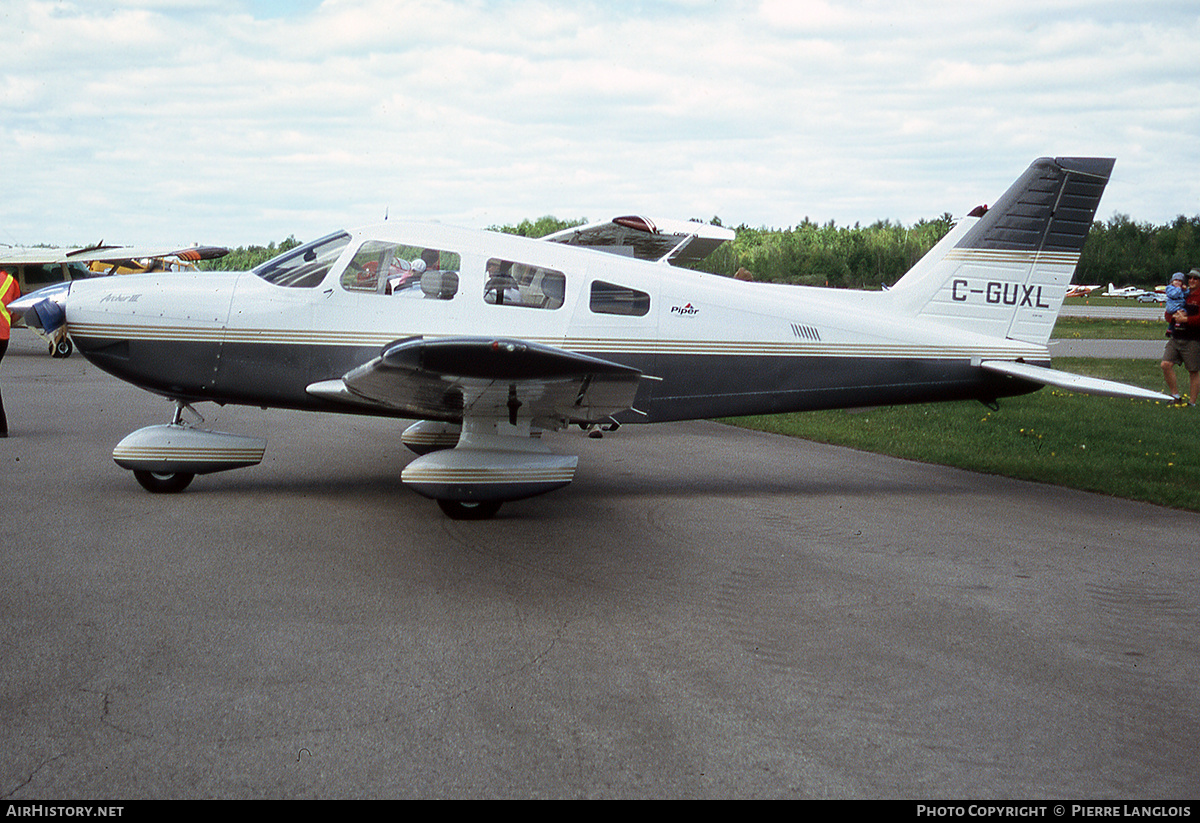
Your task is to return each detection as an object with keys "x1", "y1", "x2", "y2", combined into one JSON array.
[{"x1": 0, "y1": 268, "x2": 20, "y2": 436}]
